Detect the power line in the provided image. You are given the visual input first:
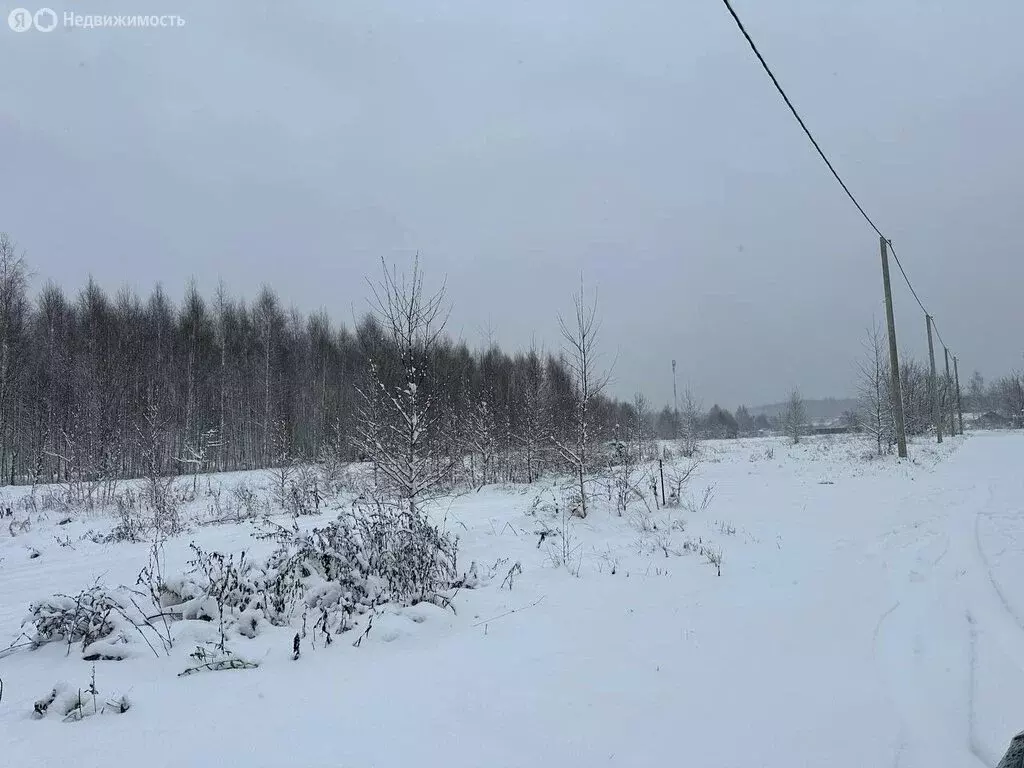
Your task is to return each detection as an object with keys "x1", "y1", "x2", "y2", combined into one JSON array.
[
  {"x1": 930, "y1": 315, "x2": 949, "y2": 354},
  {"x1": 886, "y1": 241, "x2": 927, "y2": 315},
  {"x1": 718, "y1": 0, "x2": 884, "y2": 240},
  {"x1": 718, "y1": 0, "x2": 953, "y2": 351}
]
